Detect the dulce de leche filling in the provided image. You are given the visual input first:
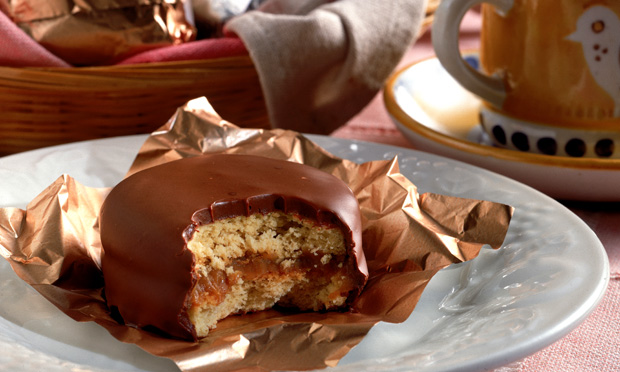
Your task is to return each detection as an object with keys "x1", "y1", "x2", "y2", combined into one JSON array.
[{"x1": 186, "y1": 212, "x2": 359, "y2": 337}]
